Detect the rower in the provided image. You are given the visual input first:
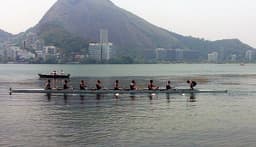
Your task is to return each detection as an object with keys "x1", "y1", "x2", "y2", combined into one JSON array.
[
  {"x1": 114, "y1": 80, "x2": 120, "y2": 90},
  {"x1": 148, "y1": 80, "x2": 159, "y2": 90},
  {"x1": 45, "y1": 80, "x2": 52, "y2": 90},
  {"x1": 80, "y1": 80, "x2": 87, "y2": 90},
  {"x1": 96, "y1": 80, "x2": 102, "y2": 90},
  {"x1": 63, "y1": 80, "x2": 69, "y2": 90},
  {"x1": 130, "y1": 80, "x2": 137, "y2": 90},
  {"x1": 166, "y1": 80, "x2": 173, "y2": 90},
  {"x1": 187, "y1": 80, "x2": 197, "y2": 90}
]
